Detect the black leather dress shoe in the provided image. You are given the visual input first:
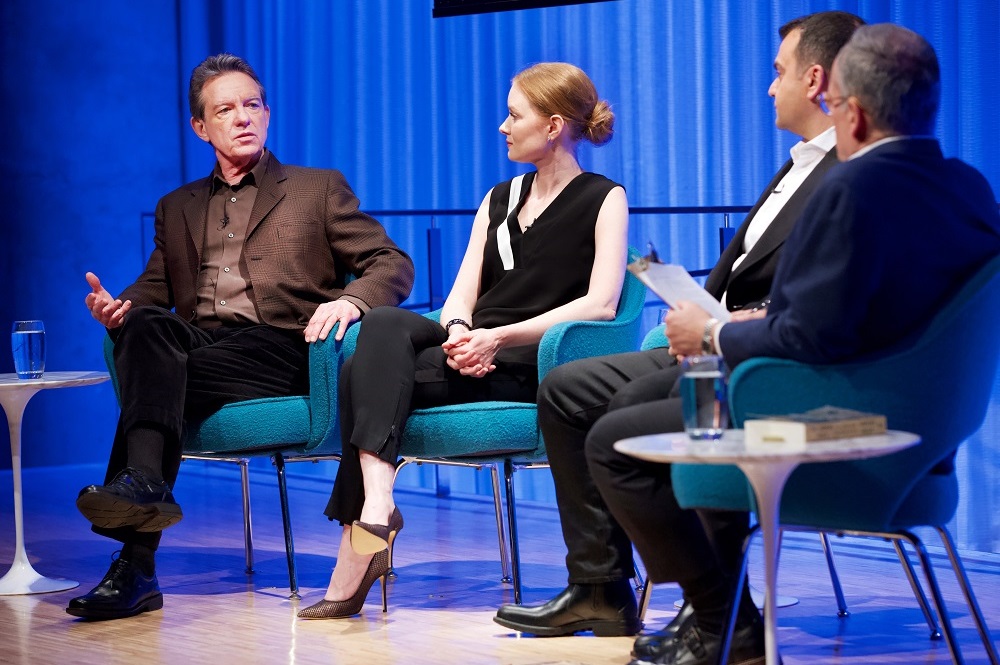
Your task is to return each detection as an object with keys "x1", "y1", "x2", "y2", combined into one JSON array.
[
  {"x1": 632, "y1": 600, "x2": 695, "y2": 659},
  {"x1": 76, "y1": 467, "x2": 182, "y2": 532},
  {"x1": 66, "y1": 554, "x2": 163, "y2": 620},
  {"x1": 628, "y1": 614, "x2": 769, "y2": 665},
  {"x1": 493, "y1": 580, "x2": 641, "y2": 637}
]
